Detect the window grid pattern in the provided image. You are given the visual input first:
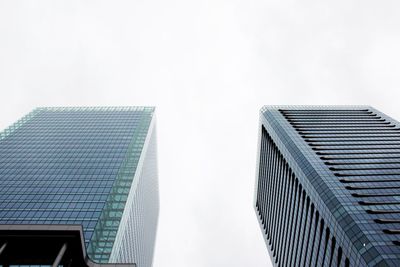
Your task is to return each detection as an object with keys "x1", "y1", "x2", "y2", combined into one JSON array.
[
  {"x1": 110, "y1": 123, "x2": 159, "y2": 267},
  {"x1": 255, "y1": 126, "x2": 350, "y2": 266},
  {"x1": 0, "y1": 107, "x2": 154, "y2": 263}
]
